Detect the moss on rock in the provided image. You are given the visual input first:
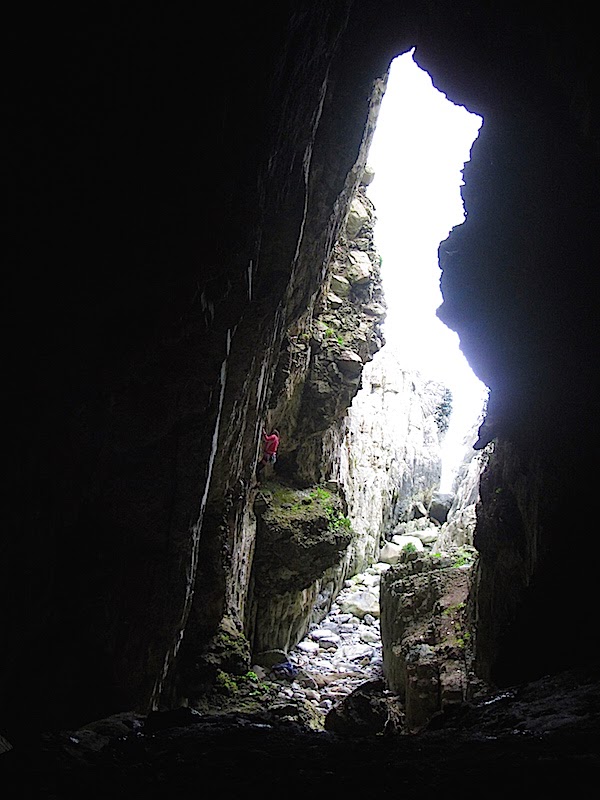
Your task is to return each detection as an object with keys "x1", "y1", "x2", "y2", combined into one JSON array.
[{"x1": 253, "y1": 481, "x2": 353, "y2": 595}]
